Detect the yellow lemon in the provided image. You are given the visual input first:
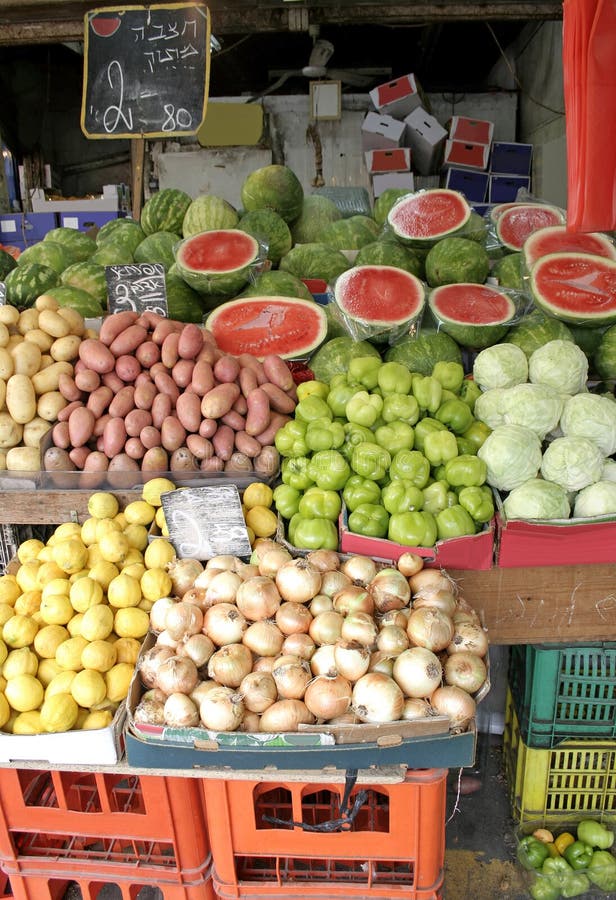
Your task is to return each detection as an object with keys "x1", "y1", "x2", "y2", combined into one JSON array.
[
  {"x1": 12, "y1": 709, "x2": 42, "y2": 734},
  {"x1": 123, "y1": 524, "x2": 149, "y2": 552},
  {"x1": 45, "y1": 670, "x2": 77, "y2": 698},
  {"x1": 37, "y1": 658, "x2": 63, "y2": 687},
  {"x1": 142, "y1": 477, "x2": 176, "y2": 507},
  {"x1": 0, "y1": 605, "x2": 13, "y2": 629},
  {"x1": 124, "y1": 500, "x2": 156, "y2": 527},
  {"x1": 52, "y1": 539, "x2": 88, "y2": 575},
  {"x1": 81, "y1": 639, "x2": 117, "y2": 673},
  {"x1": 33, "y1": 624, "x2": 69, "y2": 659},
  {"x1": 87, "y1": 544, "x2": 104, "y2": 568},
  {"x1": 3, "y1": 614, "x2": 39, "y2": 648},
  {"x1": 39, "y1": 594, "x2": 74, "y2": 626},
  {"x1": 0, "y1": 575, "x2": 20, "y2": 606},
  {"x1": 104, "y1": 662, "x2": 134, "y2": 703},
  {"x1": 88, "y1": 492, "x2": 119, "y2": 520},
  {"x1": 121, "y1": 548, "x2": 144, "y2": 568},
  {"x1": 95, "y1": 518, "x2": 122, "y2": 542},
  {"x1": 113, "y1": 637, "x2": 141, "y2": 665},
  {"x1": 55, "y1": 635, "x2": 88, "y2": 671},
  {"x1": 17, "y1": 538, "x2": 45, "y2": 564},
  {"x1": 36, "y1": 546, "x2": 56, "y2": 563},
  {"x1": 243, "y1": 482, "x2": 274, "y2": 510},
  {"x1": 245, "y1": 506, "x2": 278, "y2": 539},
  {"x1": 155, "y1": 506, "x2": 168, "y2": 533},
  {"x1": 0, "y1": 693, "x2": 10, "y2": 729},
  {"x1": 80, "y1": 517, "x2": 99, "y2": 546},
  {"x1": 42, "y1": 578, "x2": 70, "y2": 600},
  {"x1": 69, "y1": 577, "x2": 103, "y2": 613},
  {"x1": 99, "y1": 530, "x2": 130, "y2": 565},
  {"x1": 247, "y1": 526, "x2": 256, "y2": 547},
  {"x1": 15, "y1": 559, "x2": 41, "y2": 593},
  {"x1": 138, "y1": 598, "x2": 153, "y2": 613},
  {"x1": 80, "y1": 604, "x2": 114, "y2": 642},
  {"x1": 40, "y1": 692, "x2": 79, "y2": 733},
  {"x1": 122, "y1": 562, "x2": 146, "y2": 582},
  {"x1": 88, "y1": 561, "x2": 119, "y2": 592},
  {"x1": 144, "y1": 538, "x2": 176, "y2": 570},
  {"x1": 53, "y1": 522, "x2": 82, "y2": 543},
  {"x1": 71, "y1": 668, "x2": 106, "y2": 708},
  {"x1": 67, "y1": 613, "x2": 84, "y2": 637},
  {"x1": 0, "y1": 639, "x2": 7, "y2": 668},
  {"x1": 14, "y1": 589, "x2": 42, "y2": 617},
  {"x1": 5, "y1": 673, "x2": 44, "y2": 712},
  {"x1": 113, "y1": 606, "x2": 149, "y2": 639},
  {"x1": 3, "y1": 647, "x2": 38, "y2": 679},
  {"x1": 114, "y1": 512, "x2": 128, "y2": 530},
  {"x1": 107, "y1": 573, "x2": 141, "y2": 609},
  {"x1": 80, "y1": 709, "x2": 113, "y2": 730},
  {"x1": 140, "y1": 568, "x2": 172, "y2": 603},
  {"x1": 36, "y1": 561, "x2": 67, "y2": 587}
]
